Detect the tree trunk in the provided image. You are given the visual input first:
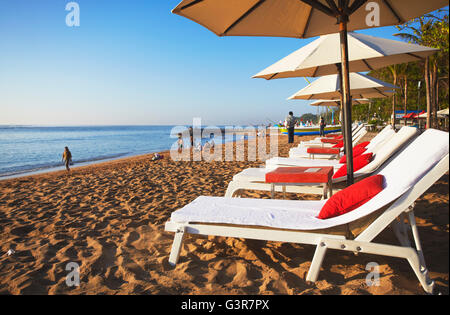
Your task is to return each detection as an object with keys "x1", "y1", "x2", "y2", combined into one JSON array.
[
  {"x1": 425, "y1": 57, "x2": 432, "y2": 129},
  {"x1": 431, "y1": 62, "x2": 438, "y2": 129},
  {"x1": 404, "y1": 77, "x2": 408, "y2": 126},
  {"x1": 392, "y1": 74, "x2": 397, "y2": 130}
]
